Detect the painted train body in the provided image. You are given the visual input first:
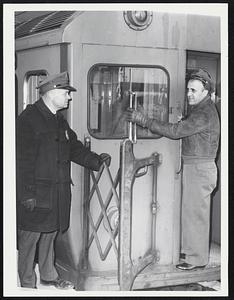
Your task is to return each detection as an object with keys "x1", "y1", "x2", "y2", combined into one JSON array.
[{"x1": 15, "y1": 10, "x2": 221, "y2": 290}]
